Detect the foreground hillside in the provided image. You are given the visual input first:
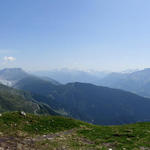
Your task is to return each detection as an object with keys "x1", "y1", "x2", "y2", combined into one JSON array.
[{"x1": 0, "y1": 112, "x2": 150, "y2": 150}]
